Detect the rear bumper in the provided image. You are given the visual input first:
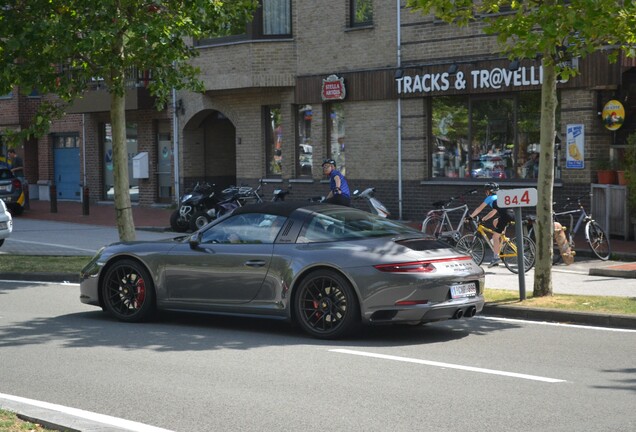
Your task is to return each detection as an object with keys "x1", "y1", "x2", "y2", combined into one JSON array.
[{"x1": 365, "y1": 295, "x2": 485, "y2": 324}]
